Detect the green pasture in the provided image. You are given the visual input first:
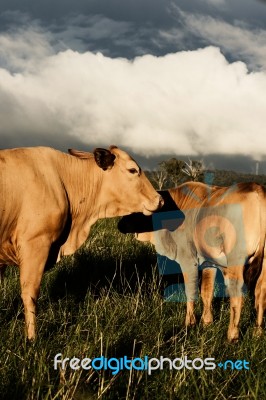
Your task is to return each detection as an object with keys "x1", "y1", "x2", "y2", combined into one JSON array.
[{"x1": 0, "y1": 219, "x2": 265, "y2": 400}]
